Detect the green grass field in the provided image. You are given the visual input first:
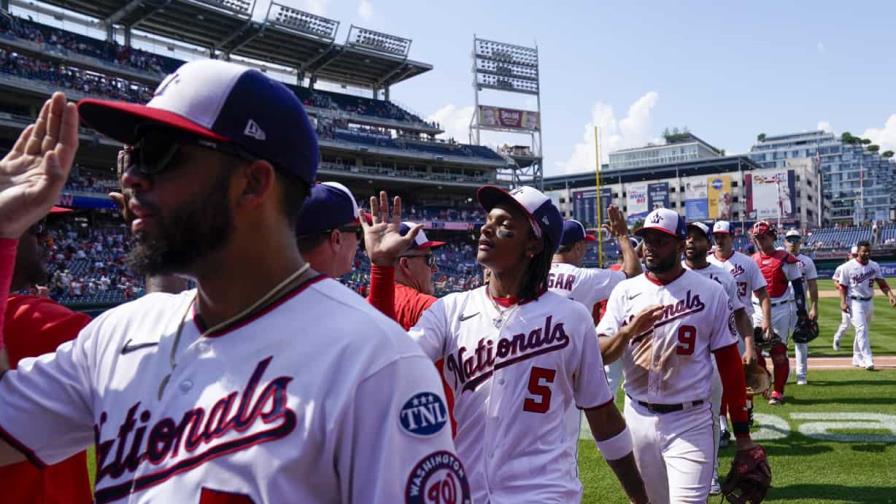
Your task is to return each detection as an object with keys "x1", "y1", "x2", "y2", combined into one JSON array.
[
  {"x1": 578, "y1": 369, "x2": 896, "y2": 503},
  {"x1": 810, "y1": 279, "x2": 896, "y2": 357}
]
